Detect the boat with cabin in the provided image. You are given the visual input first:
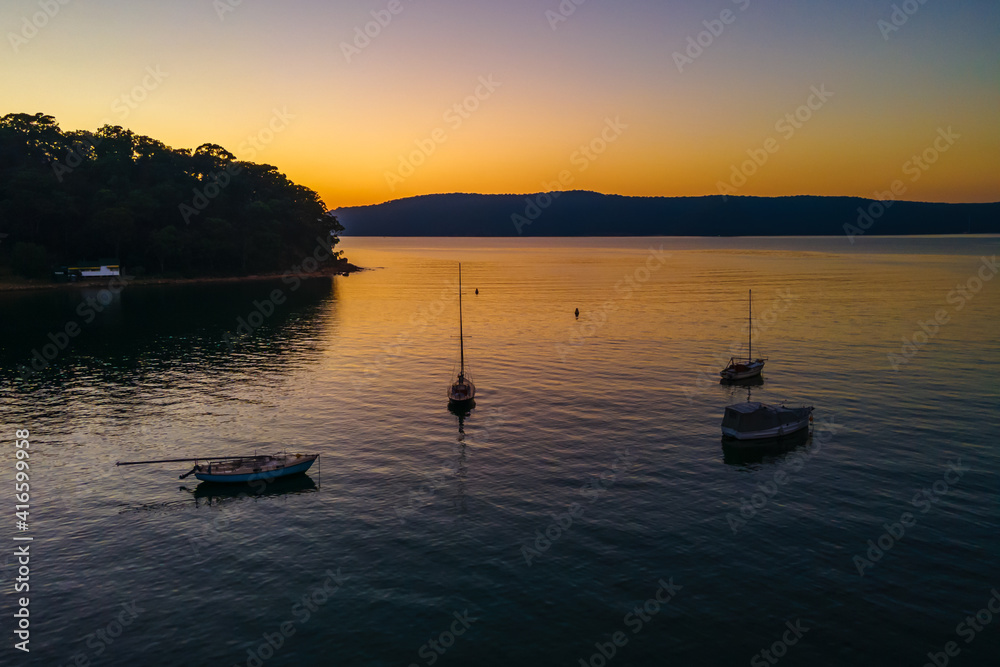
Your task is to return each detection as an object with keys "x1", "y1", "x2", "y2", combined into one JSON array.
[{"x1": 721, "y1": 402, "x2": 813, "y2": 441}]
